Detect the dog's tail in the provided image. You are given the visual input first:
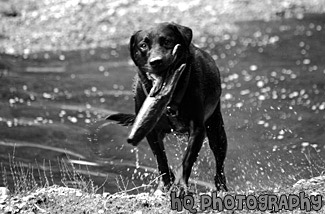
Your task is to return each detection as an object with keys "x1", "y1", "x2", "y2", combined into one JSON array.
[{"x1": 106, "y1": 113, "x2": 135, "y2": 126}]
